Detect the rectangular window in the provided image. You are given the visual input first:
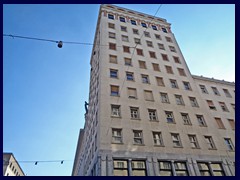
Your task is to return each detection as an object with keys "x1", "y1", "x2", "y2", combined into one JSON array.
[
  {"x1": 174, "y1": 162, "x2": 189, "y2": 176},
  {"x1": 149, "y1": 51, "x2": 156, "y2": 58},
  {"x1": 141, "y1": 22, "x2": 147, "y2": 28},
  {"x1": 159, "y1": 161, "x2": 172, "y2": 176},
  {"x1": 127, "y1": 88, "x2": 137, "y2": 99},
  {"x1": 165, "y1": 111, "x2": 175, "y2": 123},
  {"x1": 111, "y1": 105, "x2": 121, "y2": 117},
  {"x1": 148, "y1": 109, "x2": 157, "y2": 121},
  {"x1": 146, "y1": 40, "x2": 153, "y2": 47},
  {"x1": 109, "y1": 43, "x2": 116, "y2": 50},
  {"x1": 139, "y1": 60, "x2": 146, "y2": 69},
  {"x1": 212, "y1": 87, "x2": 220, "y2": 96},
  {"x1": 181, "y1": 113, "x2": 191, "y2": 125},
  {"x1": 152, "y1": 63, "x2": 160, "y2": 71},
  {"x1": 126, "y1": 72, "x2": 134, "y2": 81},
  {"x1": 108, "y1": 23, "x2": 115, "y2": 29},
  {"x1": 178, "y1": 68, "x2": 186, "y2": 76},
  {"x1": 110, "y1": 69, "x2": 118, "y2": 78},
  {"x1": 130, "y1": 107, "x2": 140, "y2": 119},
  {"x1": 207, "y1": 100, "x2": 216, "y2": 110},
  {"x1": 215, "y1": 118, "x2": 225, "y2": 129},
  {"x1": 144, "y1": 90, "x2": 154, "y2": 101},
  {"x1": 109, "y1": 55, "x2": 117, "y2": 64},
  {"x1": 223, "y1": 89, "x2": 232, "y2": 97},
  {"x1": 173, "y1": 56, "x2": 181, "y2": 64},
  {"x1": 155, "y1": 34, "x2": 161, "y2": 40},
  {"x1": 158, "y1": 43, "x2": 165, "y2": 50},
  {"x1": 108, "y1": 14, "x2": 114, "y2": 20},
  {"x1": 188, "y1": 135, "x2": 200, "y2": 148},
  {"x1": 152, "y1": 25, "x2": 157, "y2": 30},
  {"x1": 136, "y1": 48, "x2": 144, "y2": 56},
  {"x1": 204, "y1": 136, "x2": 216, "y2": 149},
  {"x1": 160, "y1": 93, "x2": 169, "y2": 103},
  {"x1": 189, "y1": 97, "x2": 199, "y2": 107},
  {"x1": 133, "y1": 130, "x2": 143, "y2": 144},
  {"x1": 165, "y1": 66, "x2": 173, "y2": 74},
  {"x1": 152, "y1": 132, "x2": 163, "y2": 146},
  {"x1": 109, "y1": 32, "x2": 116, "y2": 39},
  {"x1": 170, "y1": 79, "x2": 178, "y2": 88},
  {"x1": 231, "y1": 104, "x2": 235, "y2": 111},
  {"x1": 141, "y1": 74, "x2": 149, "y2": 84},
  {"x1": 198, "y1": 162, "x2": 225, "y2": 176},
  {"x1": 144, "y1": 31, "x2": 151, "y2": 37},
  {"x1": 219, "y1": 102, "x2": 229, "y2": 112},
  {"x1": 112, "y1": 129, "x2": 122, "y2": 143},
  {"x1": 165, "y1": 36, "x2": 173, "y2": 42},
  {"x1": 124, "y1": 58, "x2": 132, "y2": 66},
  {"x1": 224, "y1": 138, "x2": 234, "y2": 151},
  {"x1": 121, "y1": 26, "x2": 127, "y2": 32},
  {"x1": 169, "y1": 46, "x2": 176, "y2": 52},
  {"x1": 134, "y1": 38, "x2": 141, "y2": 45},
  {"x1": 171, "y1": 133, "x2": 182, "y2": 147},
  {"x1": 183, "y1": 81, "x2": 191, "y2": 90},
  {"x1": 156, "y1": 77, "x2": 165, "y2": 86},
  {"x1": 132, "y1": 28, "x2": 139, "y2": 34},
  {"x1": 198, "y1": 162, "x2": 211, "y2": 176},
  {"x1": 131, "y1": 20, "x2": 137, "y2": 25},
  {"x1": 200, "y1": 85, "x2": 208, "y2": 94},
  {"x1": 111, "y1": 85, "x2": 119, "y2": 96},
  {"x1": 121, "y1": 35, "x2": 129, "y2": 42},
  {"x1": 119, "y1": 17, "x2": 126, "y2": 22},
  {"x1": 211, "y1": 163, "x2": 225, "y2": 176},
  {"x1": 131, "y1": 161, "x2": 146, "y2": 176},
  {"x1": 196, "y1": 115, "x2": 207, "y2": 126},
  {"x1": 113, "y1": 160, "x2": 128, "y2": 176},
  {"x1": 162, "y1": 28, "x2": 168, "y2": 33},
  {"x1": 162, "y1": 54, "x2": 169, "y2": 61},
  {"x1": 175, "y1": 95, "x2": 184, "y2": 105},
  {"x1": 123, "y1": 46, "x2": 130, "y2": 53},
  {"x1": 228, "y1": 119, "x2": 235, "y2": 130}
]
